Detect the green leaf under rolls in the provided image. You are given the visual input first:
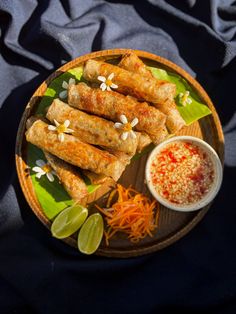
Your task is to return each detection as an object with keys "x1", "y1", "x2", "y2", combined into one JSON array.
[
  {"x1": 27, "y1": 144, "x2": 73, "y2": 220},
  {"x1": 149, "y1": 67, "x2": 212, "y2": 125}
]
